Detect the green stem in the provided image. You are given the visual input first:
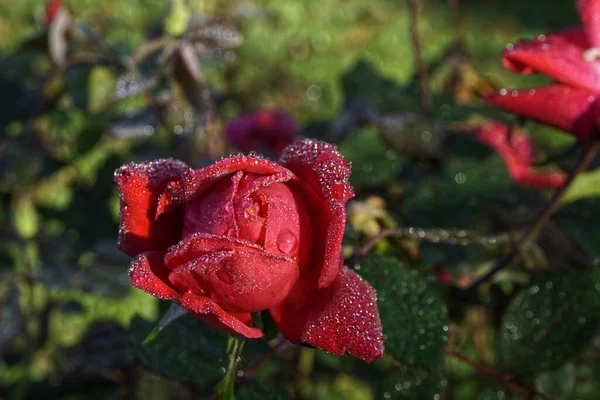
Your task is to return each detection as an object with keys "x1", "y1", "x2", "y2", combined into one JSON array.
[{"x1": 215, "y1": 336, "x2": 245, "y2": 400}]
